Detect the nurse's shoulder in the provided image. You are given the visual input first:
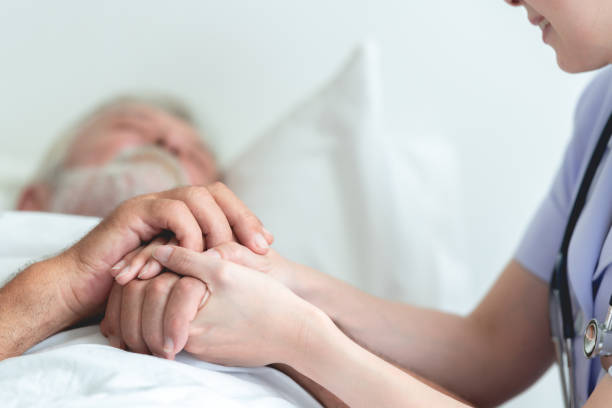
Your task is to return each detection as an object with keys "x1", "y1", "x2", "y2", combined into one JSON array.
[
  {"x1": 559, "y1": 66, "x2": 612, "y2": 187},
  {"x1": 574, "y1": 65, "x2": 612, "y2": 141}
]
